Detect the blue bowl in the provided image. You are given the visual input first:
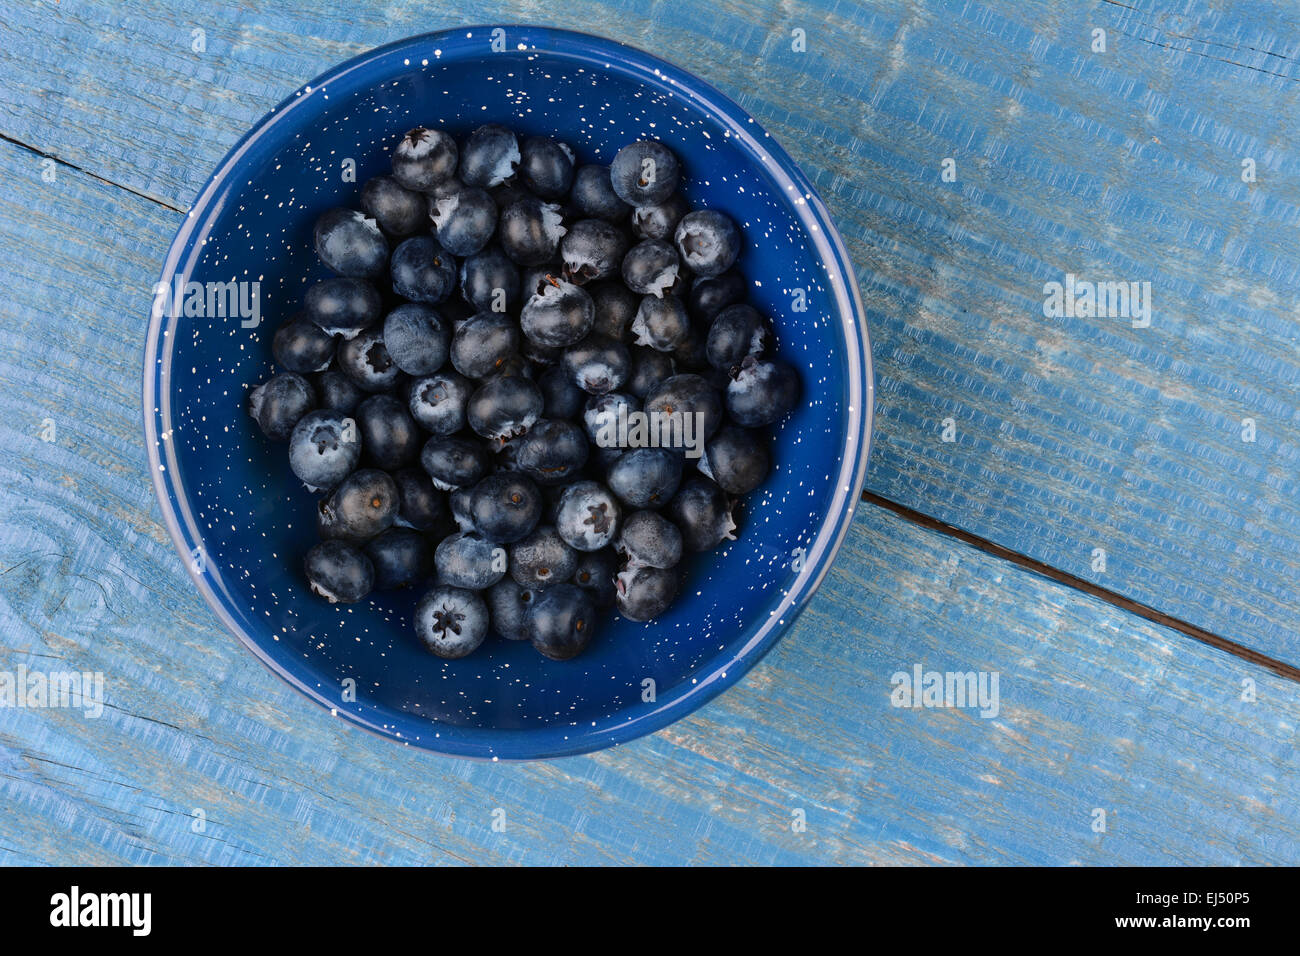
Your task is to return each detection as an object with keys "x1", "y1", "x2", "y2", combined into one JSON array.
[{"x1": 143, "y1": 26, "x2": 874, "y2": 759}]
